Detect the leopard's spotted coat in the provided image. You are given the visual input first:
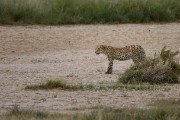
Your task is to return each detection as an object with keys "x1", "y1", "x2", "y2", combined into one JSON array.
[{"x1": 95, "y1": 45, "x2": 146, "y2": 74}]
